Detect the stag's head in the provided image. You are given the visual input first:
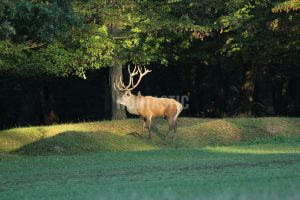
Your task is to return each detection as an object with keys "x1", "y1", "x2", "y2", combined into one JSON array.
[{"x1": 114, "y1": 65, "x2": 151, "y2": 106}]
